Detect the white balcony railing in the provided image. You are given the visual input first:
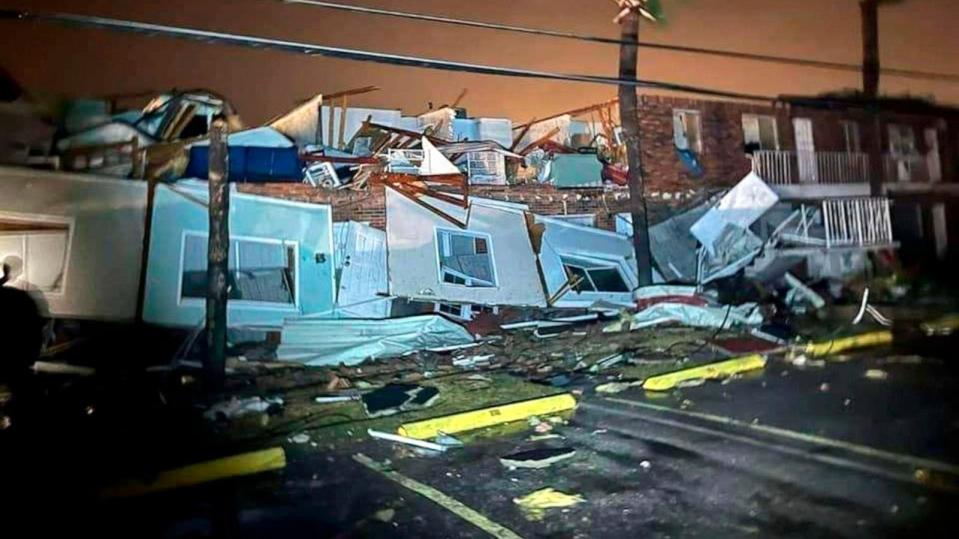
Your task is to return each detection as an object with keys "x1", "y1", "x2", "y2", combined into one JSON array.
[
  {"x1": 822, "y1": 198, "x2": 894, "y2": 249},
  {"x1": 752, "y1": 150, "x2": 870, "y2": 185}
]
